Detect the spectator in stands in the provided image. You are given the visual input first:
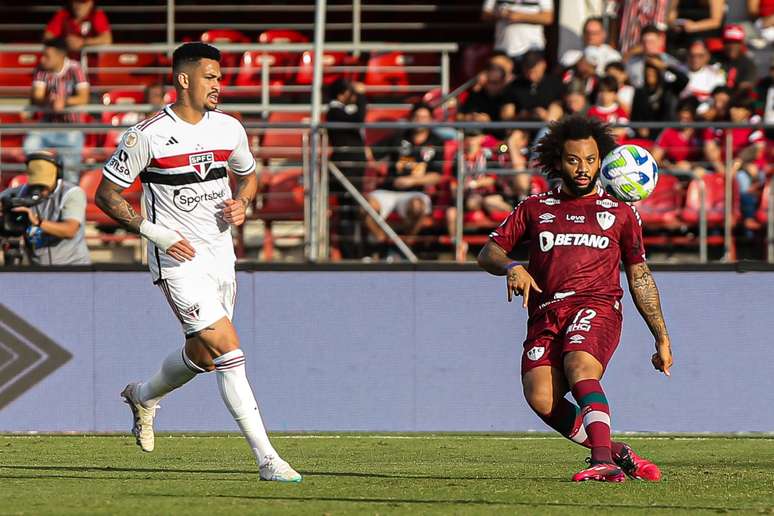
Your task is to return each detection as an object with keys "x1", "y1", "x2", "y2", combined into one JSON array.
[
  {"x1": 560, "y1": 17, "x2": 622, "y2": 76},
  {"x1": 719, "y1": 24, "x2": 758, "y2": 92},
  {"x1": 698, "y1": 84, "x2": 732, "y2": 121},
  {"x1": 630, "y1": 55, "x2": 689, "y2": 139},
  {"x1": 667, "y1": 0, "x2": 725, "y2": 58},
  {"x1": 458, "y1": 61, "x2": 516, "y2": 131},
  {"x1": 23, "y1": 38, "x2": 89, "y2": 184},
  {"x1": 563, "y1": 80, "x2": 590, "y2": 117},
  {"x1": 327, "y1": 79, "x2": 371, "y2": 258},
  {"x1": 626, "y1": 24, "x2": 686, "y2": 89},
  {"x1": 652, "y1": 96, "x2": 703, "y2": 171},
  {"x1": 0, "y1": 151, "x2": 90, "y2": 265},
  {"x1": 702, "y1": 96, "x2": 764, "y2": 175},
  {"x1": 43, "y1": 0, "x2": 112, "y2": 56},
  {"x1": 604, "y1": 61, "x2": 635, "y2": 114},
  {"x1": 588, "y1": 76, "x2": 630, "y2": 140},
  {"x1": 748, "y1": 0, "x2": 774, "y2": 45},
  {"x1": 366, "y1": 104, "x2": 444, "y2": 245},
  {"x1": 481, "y1": 0, "x2": 555, "y2": 61},
  {"x1": 755, "y1": 59, "x2": 774, "y2": 138},
  {"x1": 683, "y1": 40, "x2": 727, "y2": 102},
  {"x1": 511, "y1": 51, "x2": 564, "y2": 121},
  {"x1": 560, "y1": 48, "x2": 598, "y2": 97}
]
